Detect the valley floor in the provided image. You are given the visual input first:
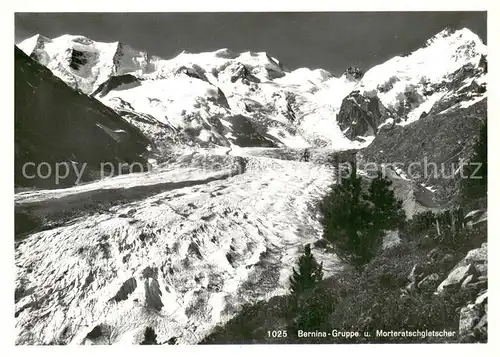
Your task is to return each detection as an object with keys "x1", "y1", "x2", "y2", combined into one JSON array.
[{"x1": 15, "y1": 150, "x2": 345, "y2": 345}]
